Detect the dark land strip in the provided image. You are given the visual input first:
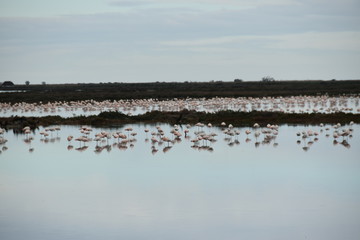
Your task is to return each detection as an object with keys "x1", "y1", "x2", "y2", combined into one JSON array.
[
  {"x1": 1, "y1": 110, "x2": 359, "y2": 131},
  {"x1": 1, "y1": 80, "x2": 360, "y2": 103}
]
